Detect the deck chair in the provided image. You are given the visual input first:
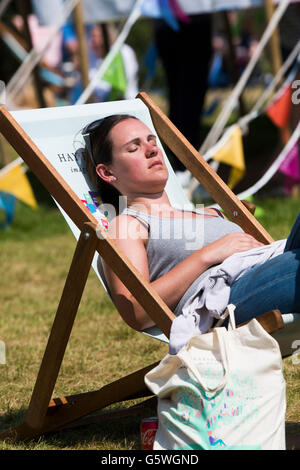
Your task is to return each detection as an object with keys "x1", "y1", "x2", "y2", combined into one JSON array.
[{"x1": 0, "y1": 92, "x2": 299, "y2": 442}]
